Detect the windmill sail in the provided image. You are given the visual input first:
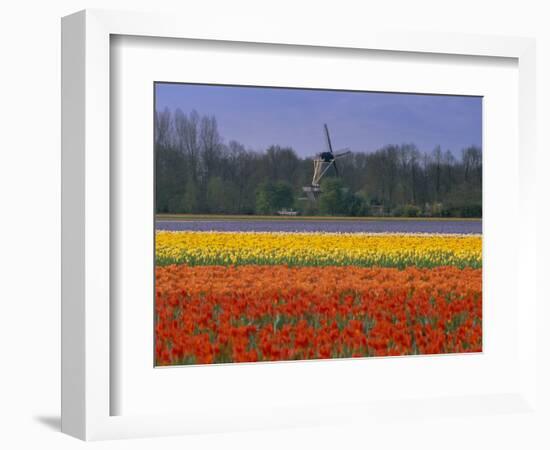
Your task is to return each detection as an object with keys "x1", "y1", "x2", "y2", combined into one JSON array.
[{"x1": 324, "y1": 123, "x2": 334, "y2": 153}]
